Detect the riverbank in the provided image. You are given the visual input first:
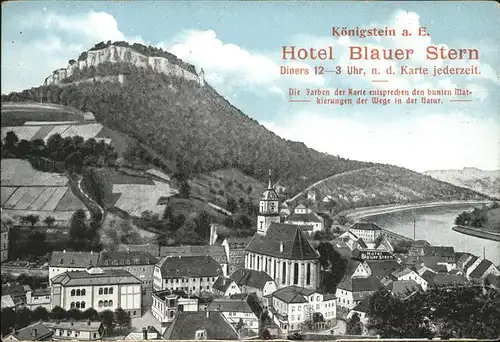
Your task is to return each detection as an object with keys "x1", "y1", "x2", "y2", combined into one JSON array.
[
  {"x1": 341, "y1": 200, "x2": 492, "y2": 221},
  {"x1": 452, "y1": 225, "x2": 500, "y2": 242}
]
